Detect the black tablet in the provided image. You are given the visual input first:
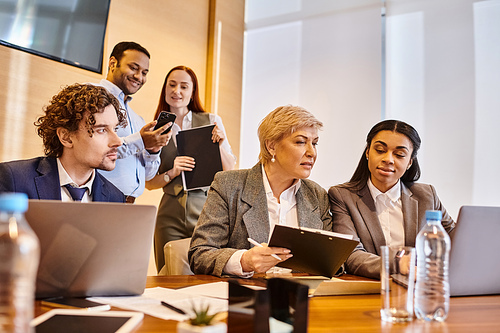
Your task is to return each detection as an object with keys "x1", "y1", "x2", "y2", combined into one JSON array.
[{"x1": 32, "y1": 309, "x2": 143, "y2": 333}]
